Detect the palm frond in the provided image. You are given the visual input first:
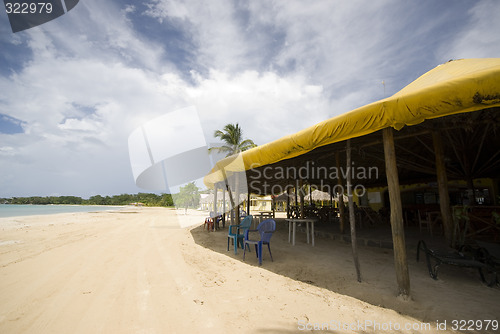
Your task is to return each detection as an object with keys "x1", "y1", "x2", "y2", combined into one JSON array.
[
  {"x1": 239, "y1": 139, "x2": 257, "y2": 151},
  {"x1": 208, "y1": 145, "x2": 234, "y2": 154},
  {"x1": 211, "y1": 123, "x2": 256, "y2": 157}
]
